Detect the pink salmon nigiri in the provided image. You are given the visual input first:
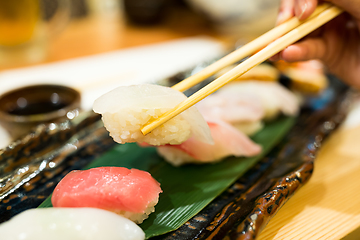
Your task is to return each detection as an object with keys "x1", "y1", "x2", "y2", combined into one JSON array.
[
  {"x1": 156, "y1": 119, "x2": 262, "y2": 166},
  {"x1": 52, "y1": 167, "x2": 162, "y2": 224}
]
